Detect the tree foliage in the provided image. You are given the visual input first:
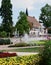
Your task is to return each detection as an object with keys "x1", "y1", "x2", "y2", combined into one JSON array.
[
  {"x1": 39, "y1": 4, "x2": 51, "y2": 28},
  {"x1": 0, "y1": 31, "x2": 7, "y2": 37},
  {"x1": 0, "y1": 0, "x2": 13, "y2": 36},
  {"x1": 15, "y1": 11, "x2": 30, "y2": 36}
]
